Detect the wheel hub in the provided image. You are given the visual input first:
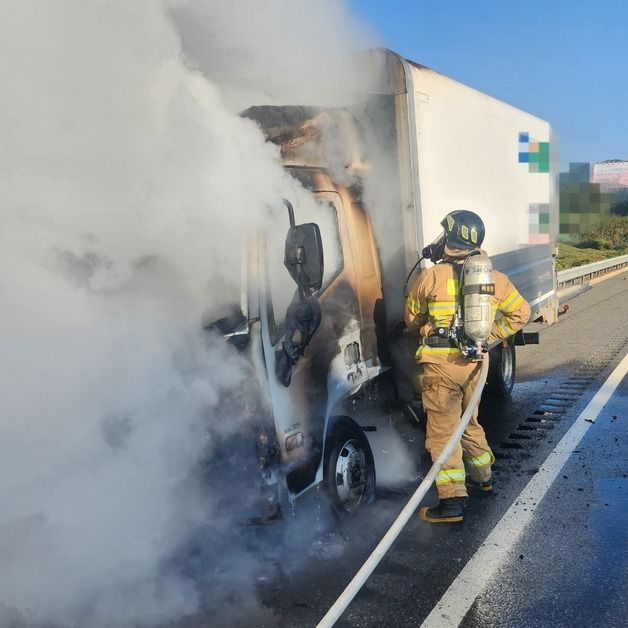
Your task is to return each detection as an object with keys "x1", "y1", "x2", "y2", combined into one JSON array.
[{"x1": 334, "y1": 439, "x2": 367, "y2": 511}]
